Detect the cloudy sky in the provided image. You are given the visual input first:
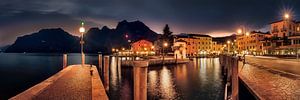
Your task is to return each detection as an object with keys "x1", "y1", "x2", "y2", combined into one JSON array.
[{"x1": 0, "y1": 0, "x2": 299, "y2": 46}]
